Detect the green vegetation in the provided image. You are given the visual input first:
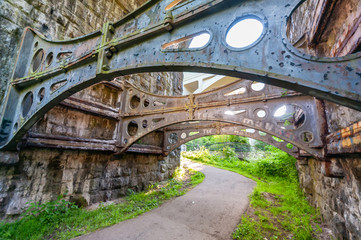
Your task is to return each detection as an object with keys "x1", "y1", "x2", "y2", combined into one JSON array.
[
  {"x1": 182, "y1": 146, "x2": 322, "y2": 239},
  {"x1": 0, "y1": 168, "x2": 204, "y2": 240},
  {"x1": 185, "y1": 135, "x2": 251, "y2": 152}
]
